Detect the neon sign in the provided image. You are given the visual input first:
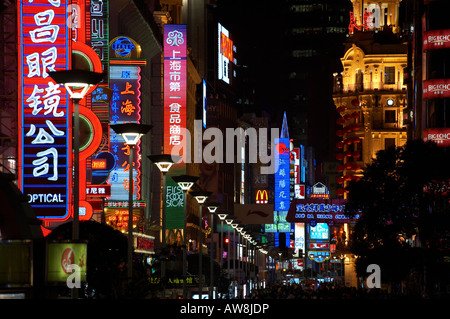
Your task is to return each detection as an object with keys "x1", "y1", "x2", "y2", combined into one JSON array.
[
  {"x1": 164, "y1": 25, "x2": 187, "y2": 157},
  {"x1": 274, "y1": 138, "x2": 290, "y2": 211},
  {"x1": 18, "y1": 0, "x2": 71, "y2": 221},
  {"x1": 218, "y1": 23, "x2": 233, "y2": 84},
  {"x1": 108, "y1": 64, "x2": 142, "y2": 200},
  {"x1": 164, "y1": 25, "x2": 187, "y2": 230}
]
